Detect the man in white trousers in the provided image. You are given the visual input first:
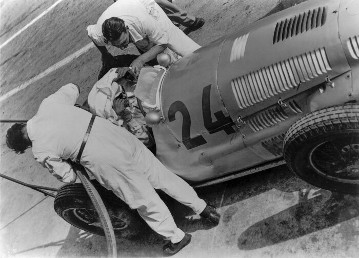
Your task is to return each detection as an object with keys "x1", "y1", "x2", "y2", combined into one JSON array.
[
  {"x1": 87, "y1": 0, "x2": 201, "y2": 77},
  {"x1": 6, "y1": 84, "x2": 220, "y2": 255}
]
